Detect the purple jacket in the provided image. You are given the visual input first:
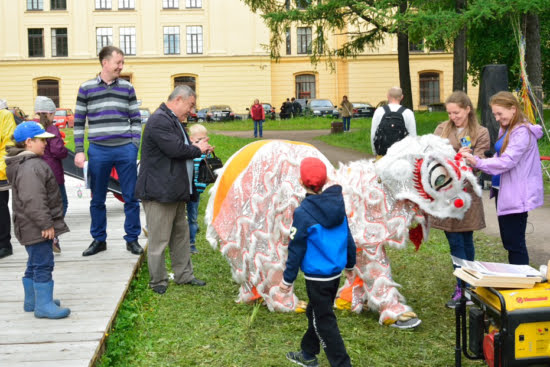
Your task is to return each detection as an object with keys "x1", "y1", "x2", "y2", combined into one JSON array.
[
  {"x1": 43, "y1": 124, "x2": 68, "y2": 185},
  {"x1": 475, "y1": 123, "x2": 543, "y2": 216}
]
